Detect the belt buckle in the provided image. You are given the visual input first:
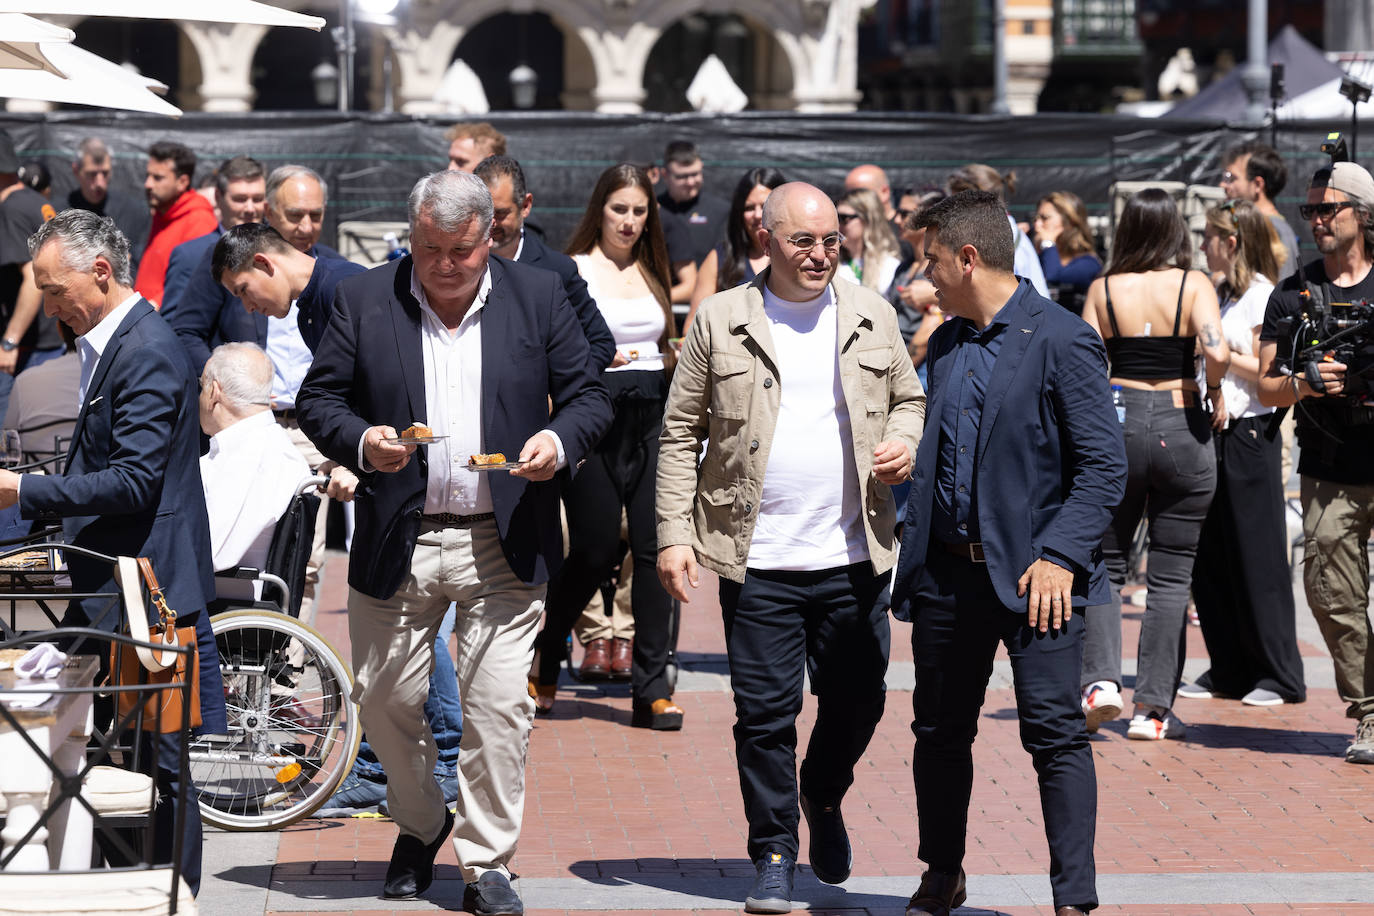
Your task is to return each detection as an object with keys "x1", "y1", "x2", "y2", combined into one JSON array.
[{"x1": 968, "y1": 542, "x2": 985, "y2": 563}]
